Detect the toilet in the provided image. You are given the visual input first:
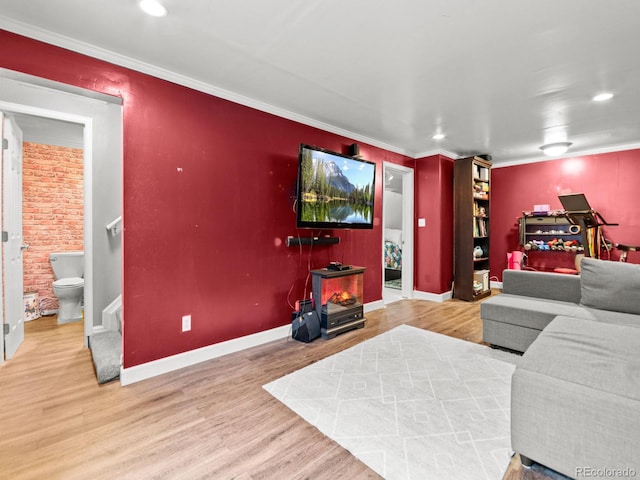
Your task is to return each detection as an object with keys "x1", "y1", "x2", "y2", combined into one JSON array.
[{"x1": 50, "y1": 251, "x2": 84, "y2": 324}]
